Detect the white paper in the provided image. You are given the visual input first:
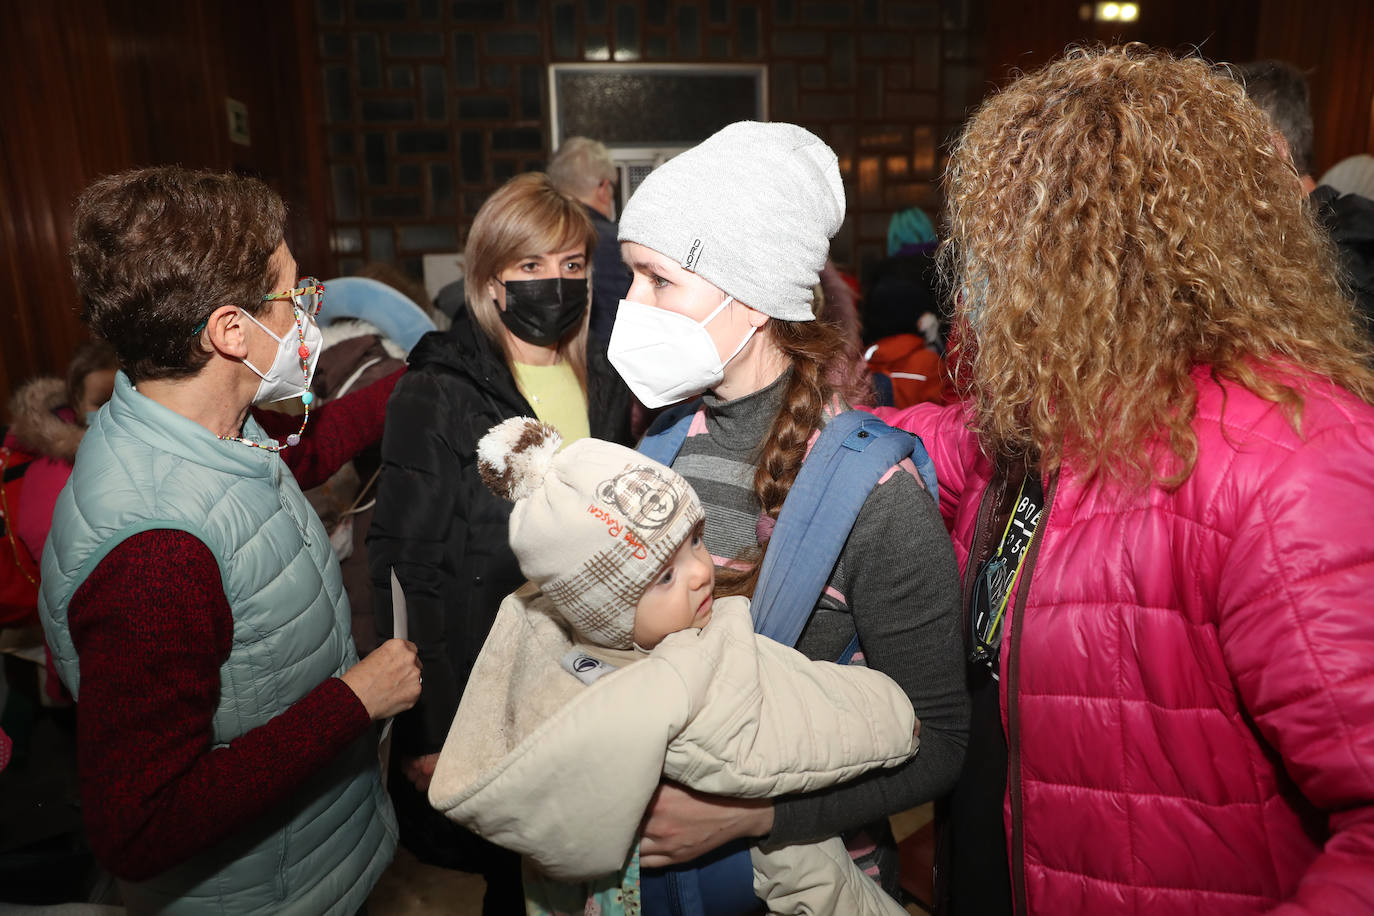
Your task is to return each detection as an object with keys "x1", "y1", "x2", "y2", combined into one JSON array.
[
  {"x1": 380, "y1": 568, "x2": 409, "y2": 758},
  {"x1": 390, "y1": 568, "x2": 408, "y2": 641}
]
